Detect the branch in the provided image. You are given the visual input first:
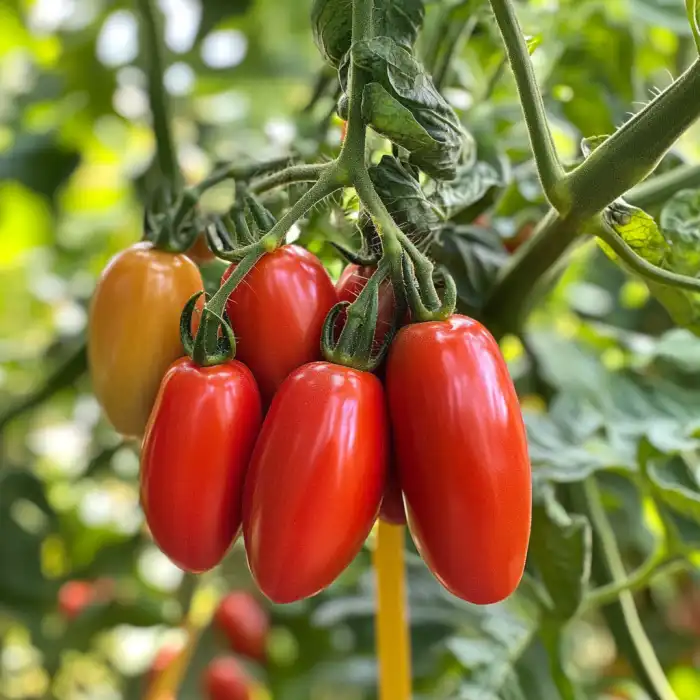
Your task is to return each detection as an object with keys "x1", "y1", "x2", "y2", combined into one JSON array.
[
  {"x1": 249, "y1": 163, "x2": 331, "y2": 194},
  {"x1": 626, "y1": 163, "x2": 700, "y2": 209},
  {"x1": 488, "y1": 0, "x2": 567, "y2": 210}
]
